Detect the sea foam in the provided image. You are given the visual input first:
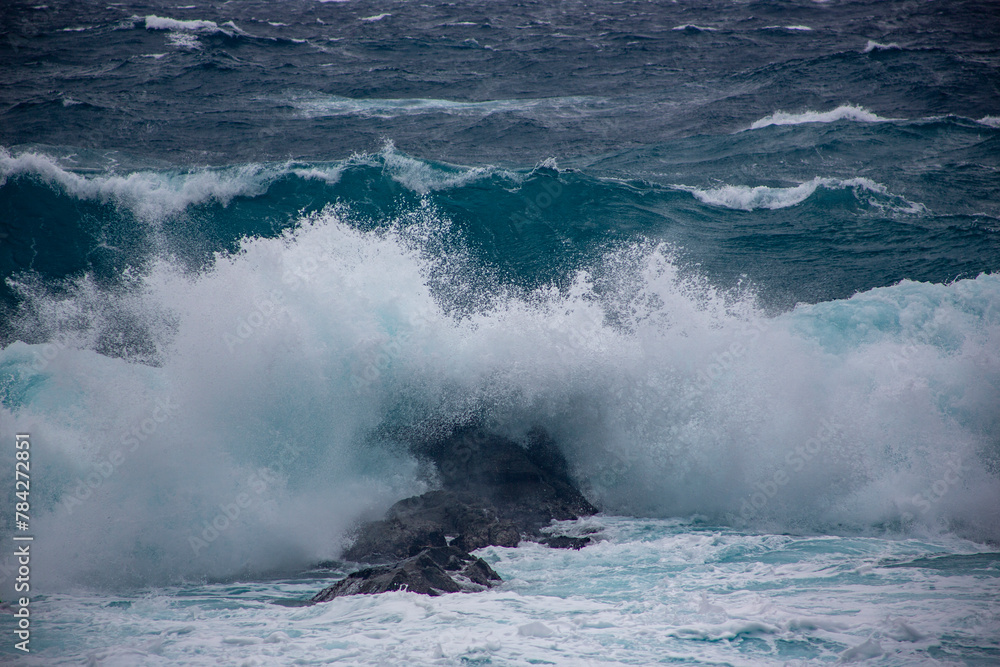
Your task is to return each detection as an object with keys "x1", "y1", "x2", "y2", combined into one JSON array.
[
  {"x1": 1, "y1": 195, "x2": 997, "y2": 593},
  {"x1": 674, "y1": 177, "x2": 925, "y2": 212},
  {"x1": 749, "y1": 105, "x2": 892, "y2": 130}
]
